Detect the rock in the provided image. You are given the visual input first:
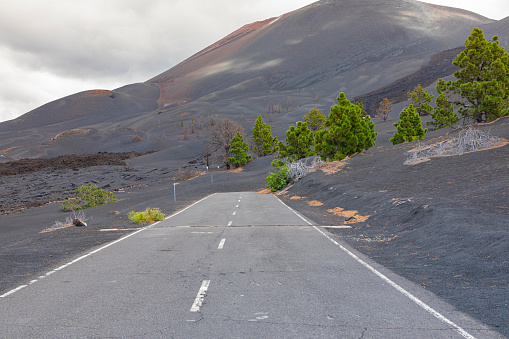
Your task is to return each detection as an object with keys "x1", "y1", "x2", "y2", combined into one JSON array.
[{"x1": 73, "y1": 219, "x2": 87, "y2": 227}]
